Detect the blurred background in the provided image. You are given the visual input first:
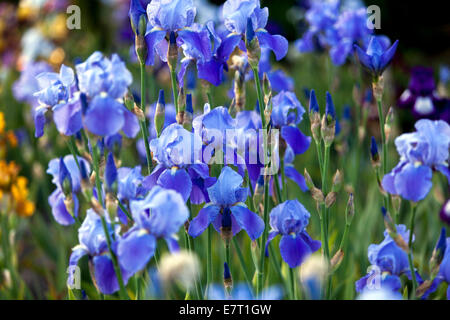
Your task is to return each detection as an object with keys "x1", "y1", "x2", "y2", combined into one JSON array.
[{"x1": 0, "y1": 0, "x2": 449, "y2": 299}]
